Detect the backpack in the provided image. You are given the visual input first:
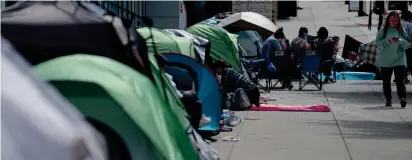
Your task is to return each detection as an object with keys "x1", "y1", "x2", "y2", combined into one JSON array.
[{"x1": 230, "y1": 88, "x2": 251, "y2": 111}]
